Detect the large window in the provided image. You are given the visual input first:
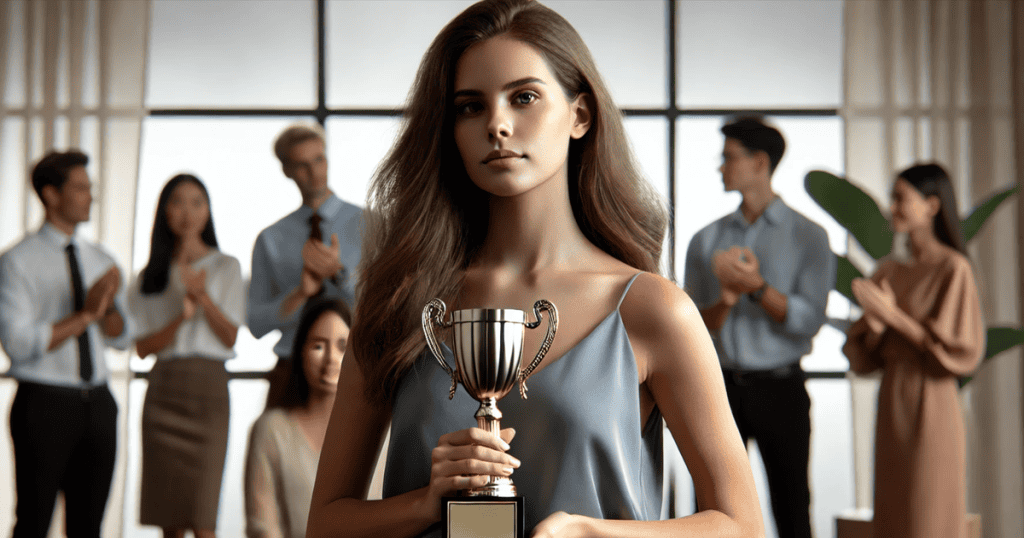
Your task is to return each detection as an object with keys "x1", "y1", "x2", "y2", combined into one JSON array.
[{"x1": 127, "y1": 2, "x2": 850, "y2": 537}]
